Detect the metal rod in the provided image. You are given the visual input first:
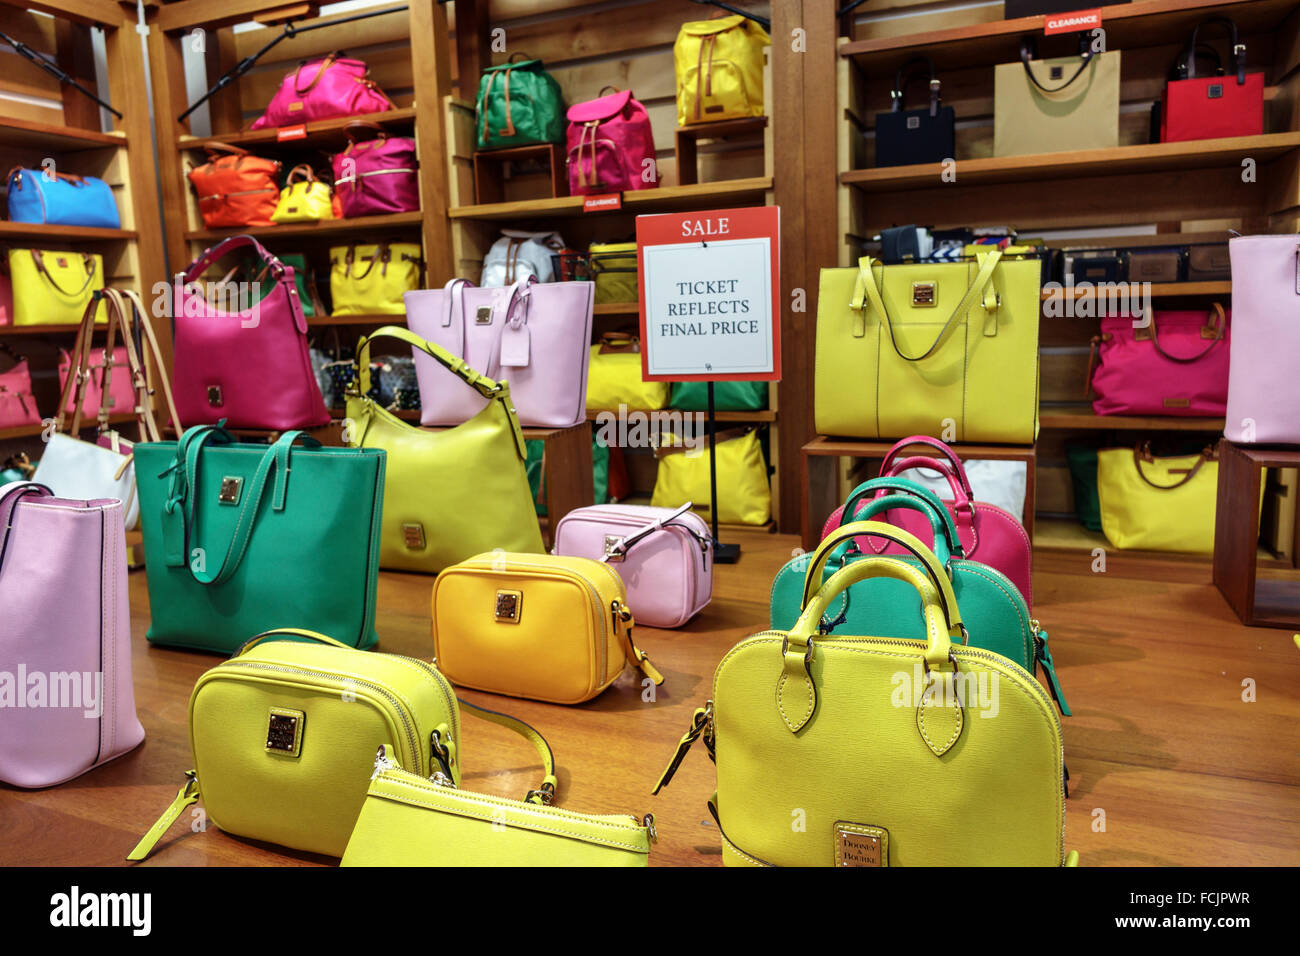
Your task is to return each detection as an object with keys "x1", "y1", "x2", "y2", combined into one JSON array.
[
  {"x1": 0, "y1": 30, "x2": 122, "y2": 120},
  {"x1": 707, "y1": 381, "x2": 721, "y2": 548},
  {"x1": 689, "y1": 0, "x2": 770, "y2": 32}
]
